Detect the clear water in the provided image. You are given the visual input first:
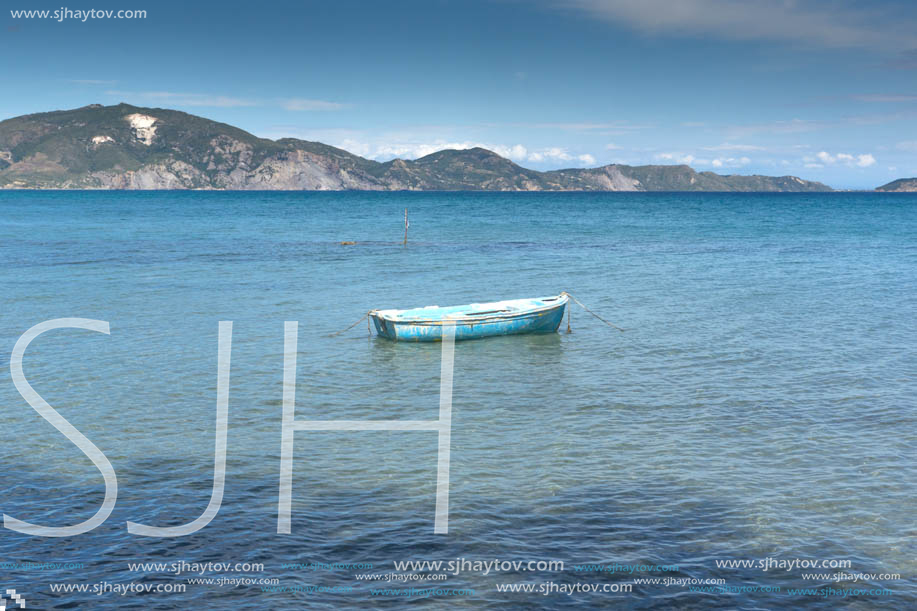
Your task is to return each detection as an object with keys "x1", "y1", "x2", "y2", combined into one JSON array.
[{"x1": 0, "y1": 191, "x2": 914, "y2": 609}]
